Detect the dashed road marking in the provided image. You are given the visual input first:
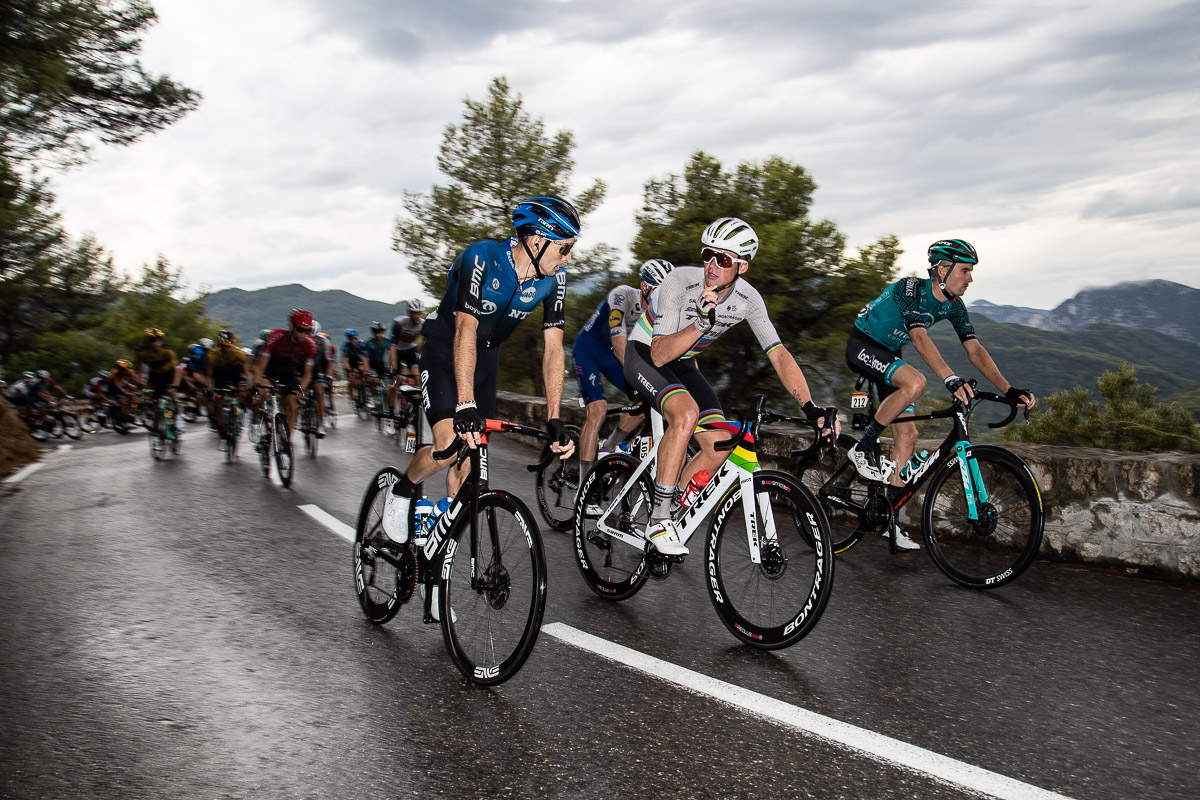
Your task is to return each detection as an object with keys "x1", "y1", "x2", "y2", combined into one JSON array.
[
  {"x1": 542, "y1": 622, "x2": 1074, "y2": 800},
  {"x1": 3, "y1": 462, "x2": 43, "y2": 484},
  {"x1": 299, "y1": 503, "x2": 355, "y2": 541}
]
